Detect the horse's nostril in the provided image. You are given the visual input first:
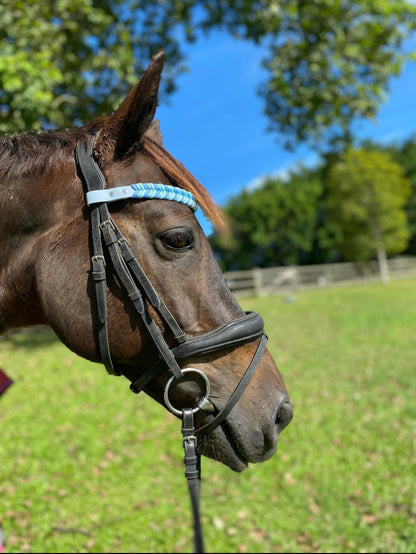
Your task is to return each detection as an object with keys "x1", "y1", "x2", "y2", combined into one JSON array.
[{"x1": 275, "y1": 401, "x2": 294, "y2": 432}]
